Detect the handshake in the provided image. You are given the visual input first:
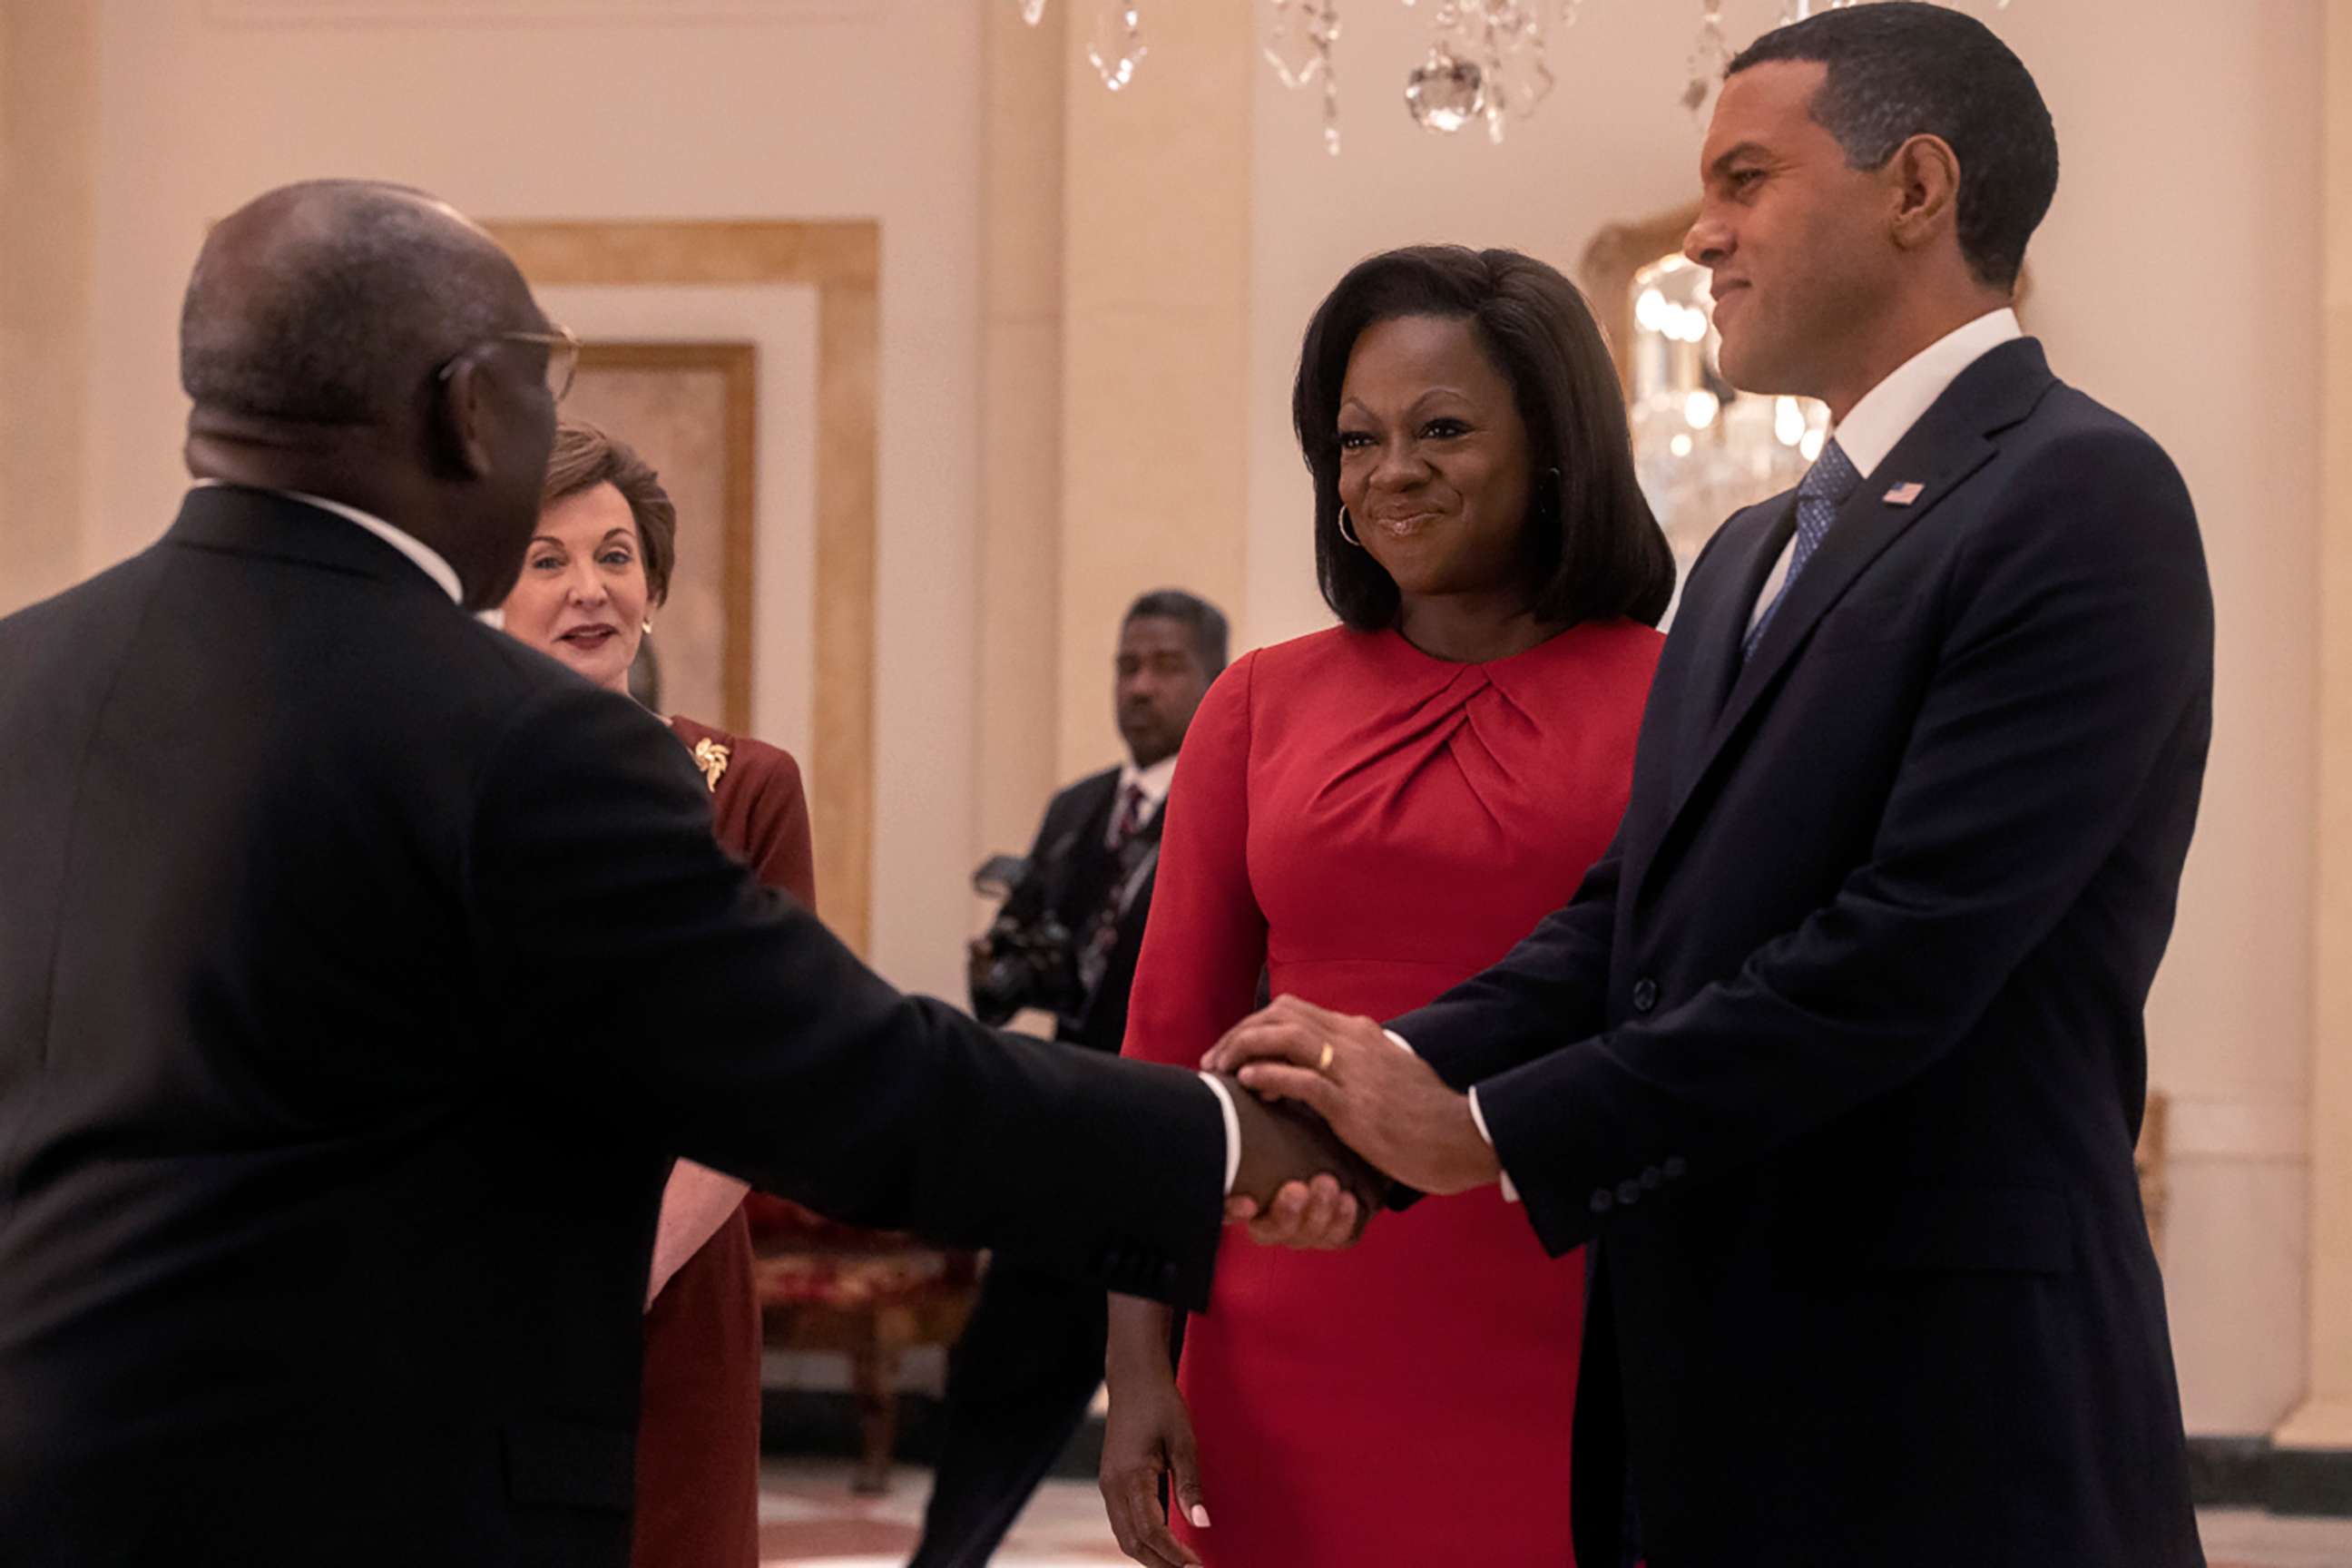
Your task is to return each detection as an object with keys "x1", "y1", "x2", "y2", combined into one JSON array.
[{"x1": 1210, "y1": 995, "x2": 1506, "y2": 1251}]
